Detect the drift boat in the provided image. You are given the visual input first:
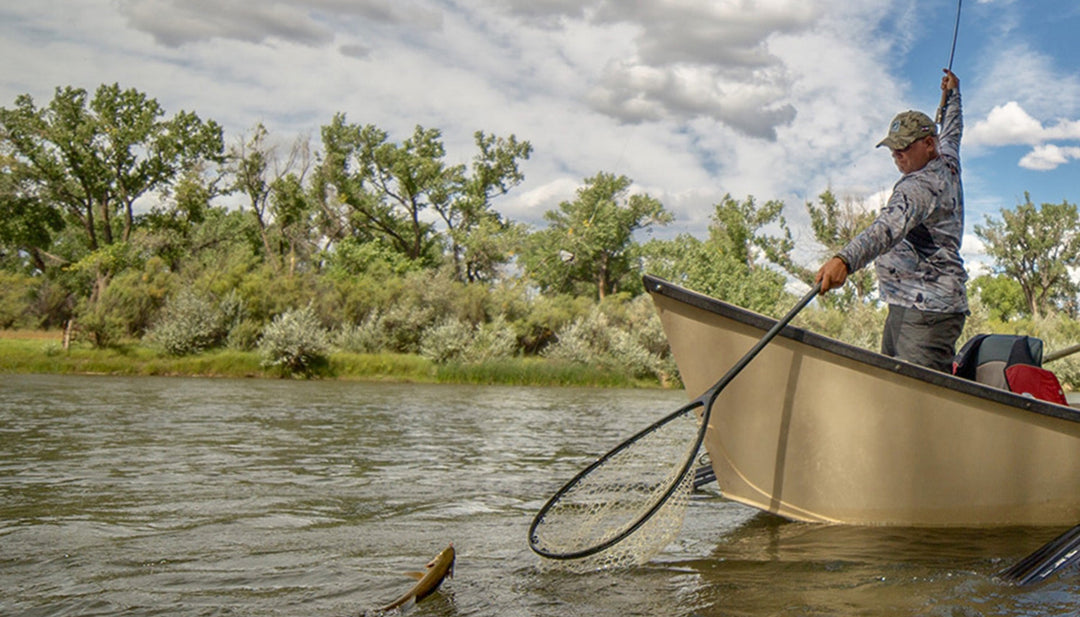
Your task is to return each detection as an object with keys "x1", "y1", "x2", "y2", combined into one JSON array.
[{"x1": 645, "y1": 274, "x2": 1080, "y2": 527}]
